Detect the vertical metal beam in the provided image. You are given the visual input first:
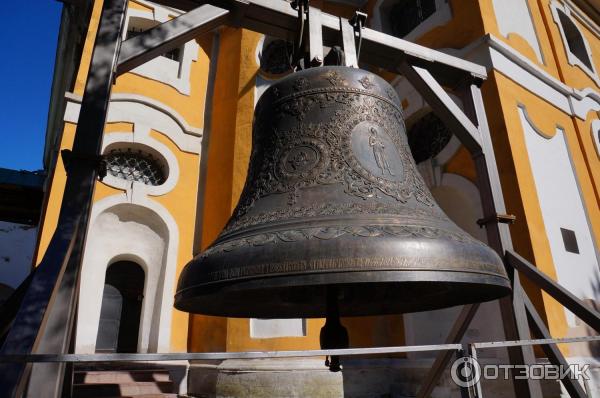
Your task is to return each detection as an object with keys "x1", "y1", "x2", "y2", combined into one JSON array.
[
  {"x1": 307, "y1": 6, "x2": 323, "y2": 66},
  {"x1": 0, "y1": 0, "x2": 128, "y2": 396},
  {"x1": 507, "y1": 250, "x2": 600, "y2": 333},
  {"x1": 468, "y1": 83, "x2": 542, "y2": 398},
  {"x1": 339, "y1": 17, "x2": 357, "y2": 68},
  {"x1": 193, "y1": 31, "x2": 221, "y2": 255},
  {"x1": 456, "y1": 348, "x2": 473, "y2": 398},
  {"x1": 25, "y1": 226, "x2": 83, "y2": 398},
  {"x1": 469, "y1": 345, "x2": 484, "y2": 398}
]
